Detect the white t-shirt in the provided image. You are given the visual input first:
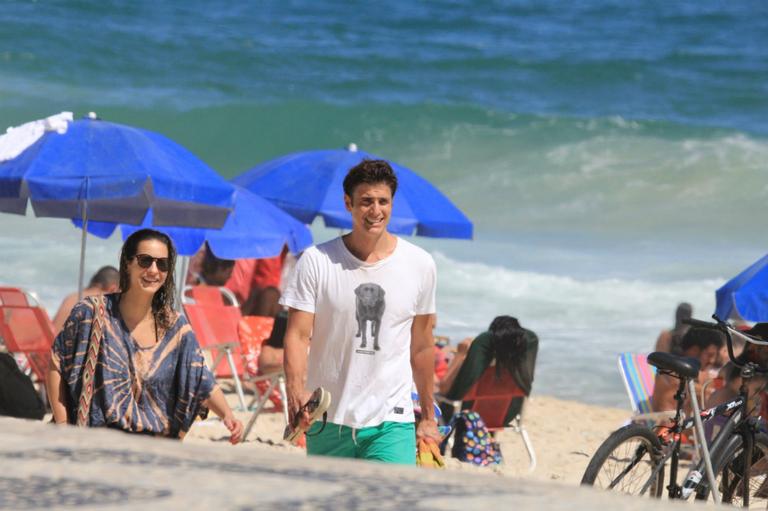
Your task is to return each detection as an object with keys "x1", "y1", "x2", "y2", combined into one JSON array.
[{"x1": 280, "y1": 236, "x2": 437, "y2": 429}]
